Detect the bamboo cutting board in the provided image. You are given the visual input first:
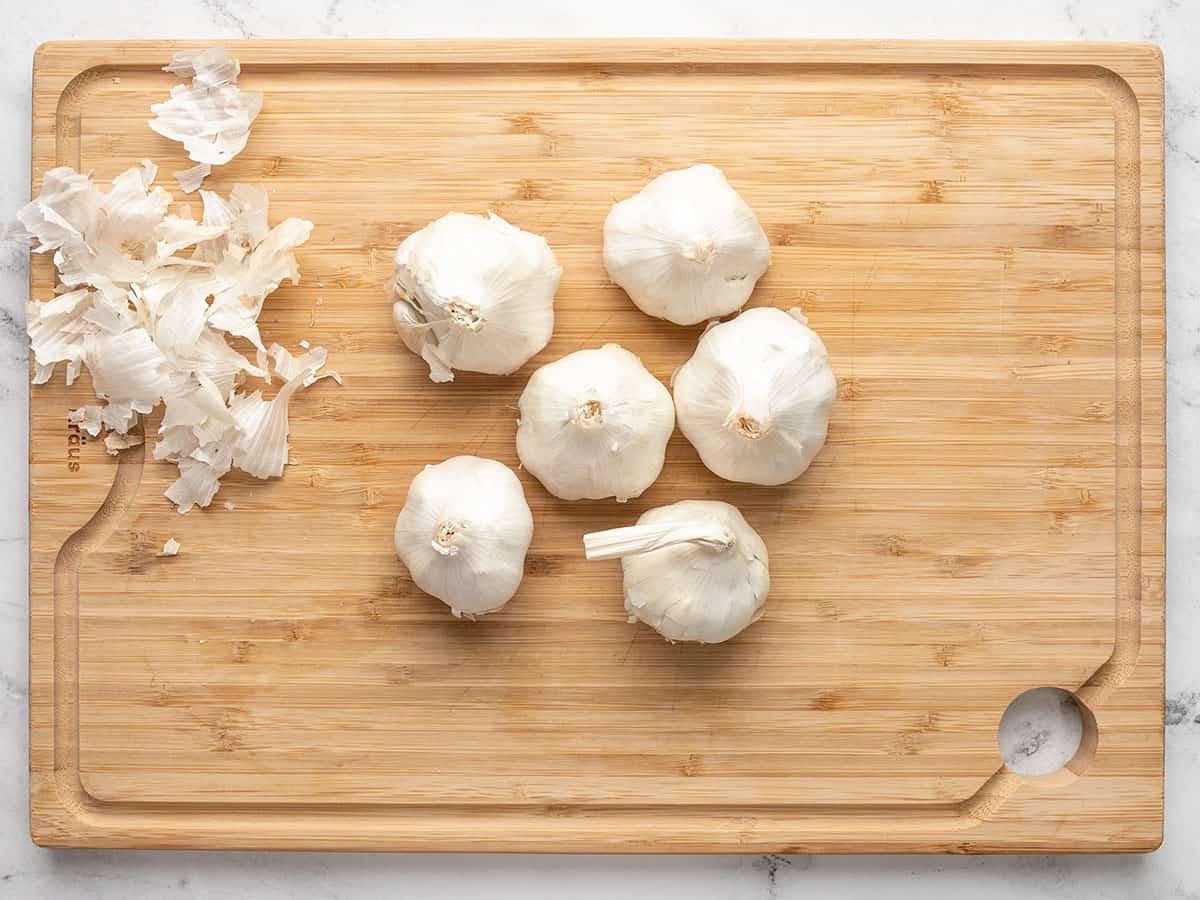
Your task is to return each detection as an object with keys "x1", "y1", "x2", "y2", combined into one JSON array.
[{"x1": 28, "y1": 40, "x2": 1164, "y2": 852}]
